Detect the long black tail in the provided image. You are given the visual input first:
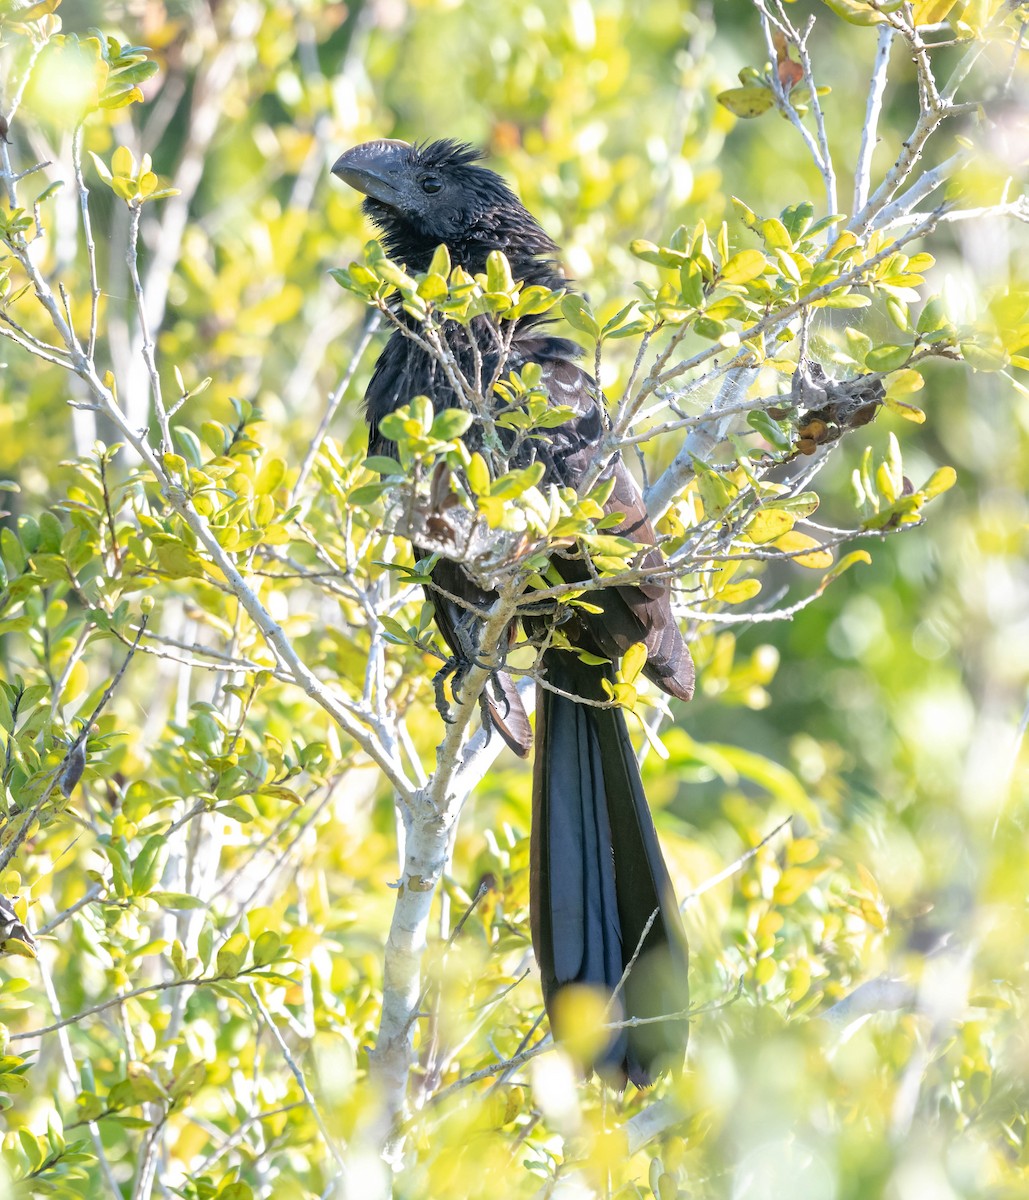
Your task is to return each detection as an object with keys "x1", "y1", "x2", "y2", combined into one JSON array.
[{"x1": 530, "y1": 650, "x2": 690, "y2": 1087}]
